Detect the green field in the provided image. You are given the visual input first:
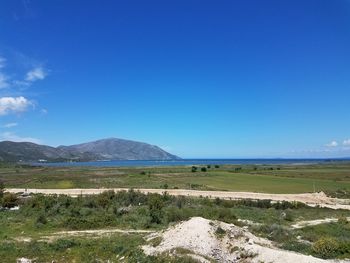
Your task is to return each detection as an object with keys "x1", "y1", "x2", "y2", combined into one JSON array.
[{"x1": 1, "y1": 162, "x2": 350, "y2": 195}]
